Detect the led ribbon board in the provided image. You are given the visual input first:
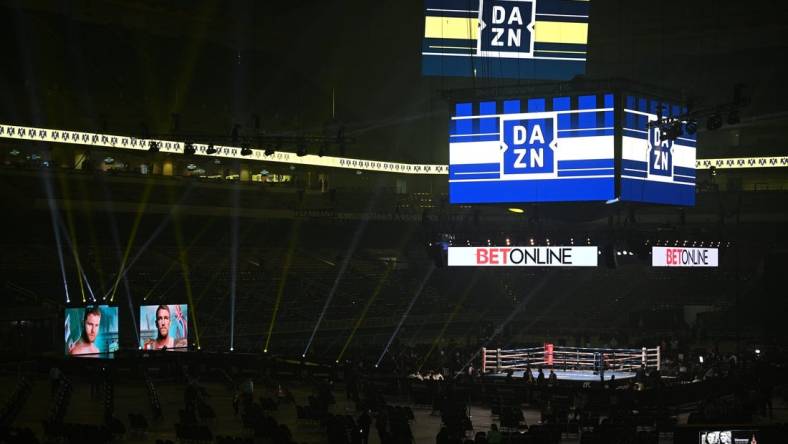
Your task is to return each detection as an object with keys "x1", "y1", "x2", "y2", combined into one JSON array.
[
  {"x1": 422, "y1": 0, "x2": 589, "y2": 79},
  {"x1": 449, "y1": 94, "x2": 615, "y2": 204},
  {"x1": 0, "y1": 123, "x2": 447, "y2": 175},
  {"x1": 621, "y1": 96, "x2": 697, "y2": 206},
  {"x1": 651, "y1": 247, "x2": 718, "y2": 267},
  {"x1": 449, "y1": 246, "x2": 598, "y2": 266}
]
